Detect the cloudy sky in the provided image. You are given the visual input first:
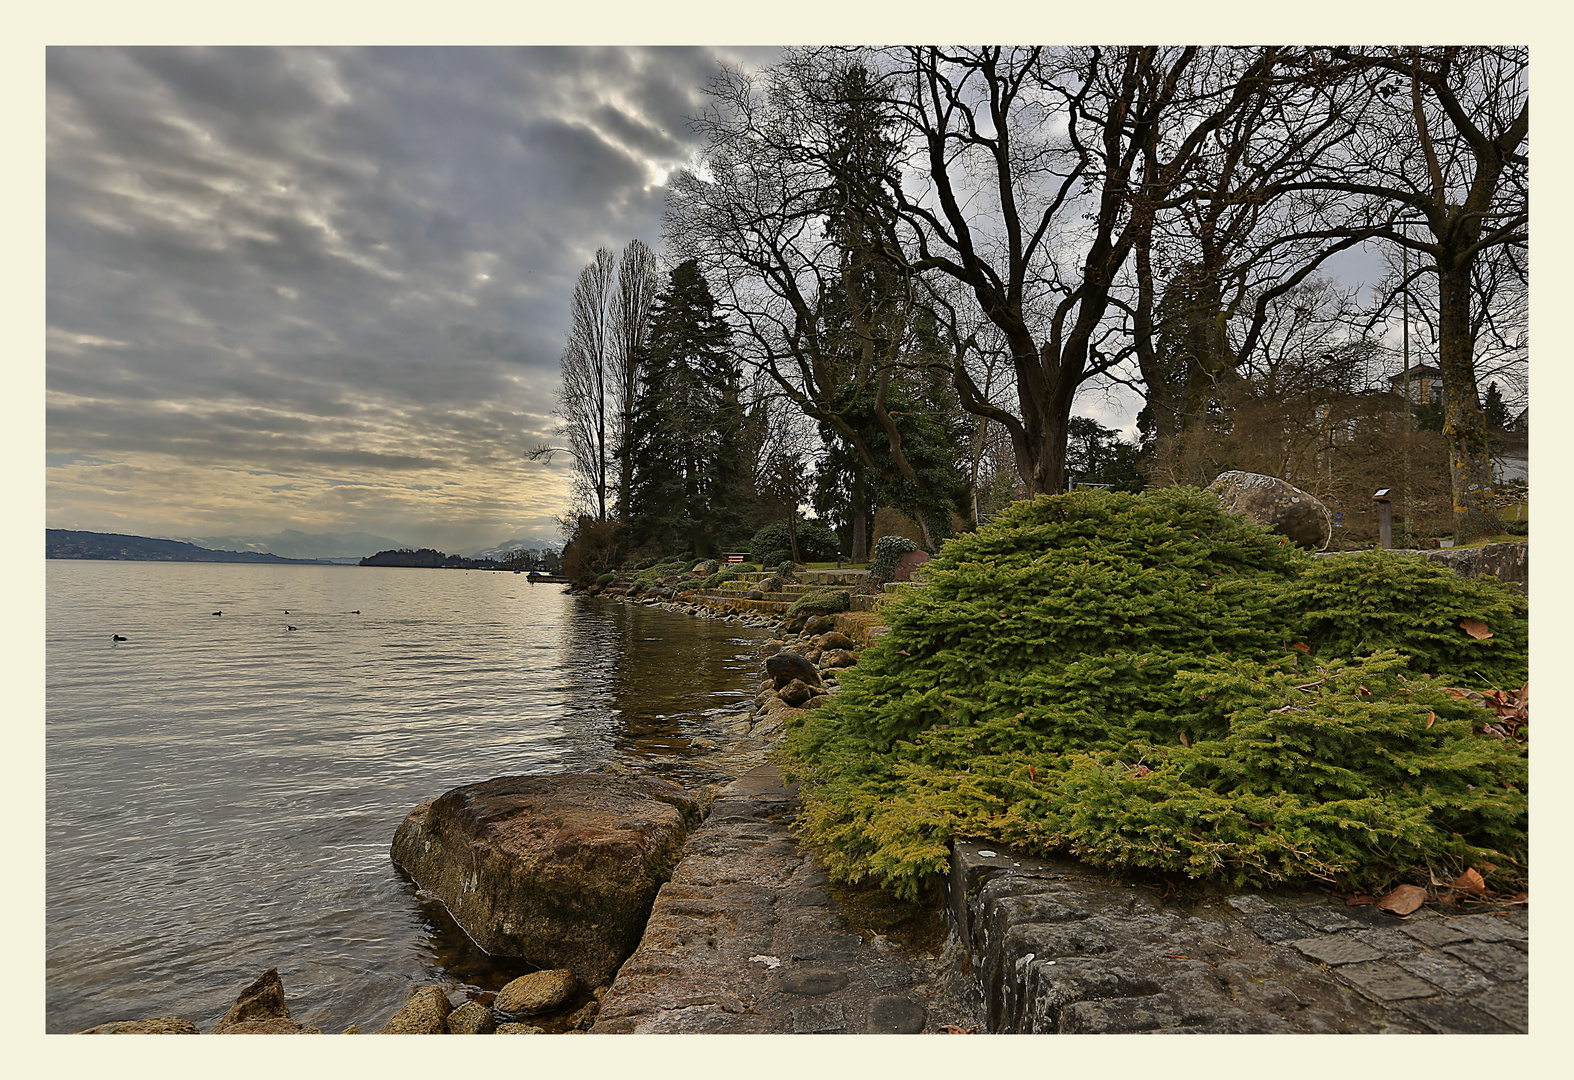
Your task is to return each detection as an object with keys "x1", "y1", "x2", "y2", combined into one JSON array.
[{"x1": 46, "y1": 46, "x2": 779, "y2": 553}]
